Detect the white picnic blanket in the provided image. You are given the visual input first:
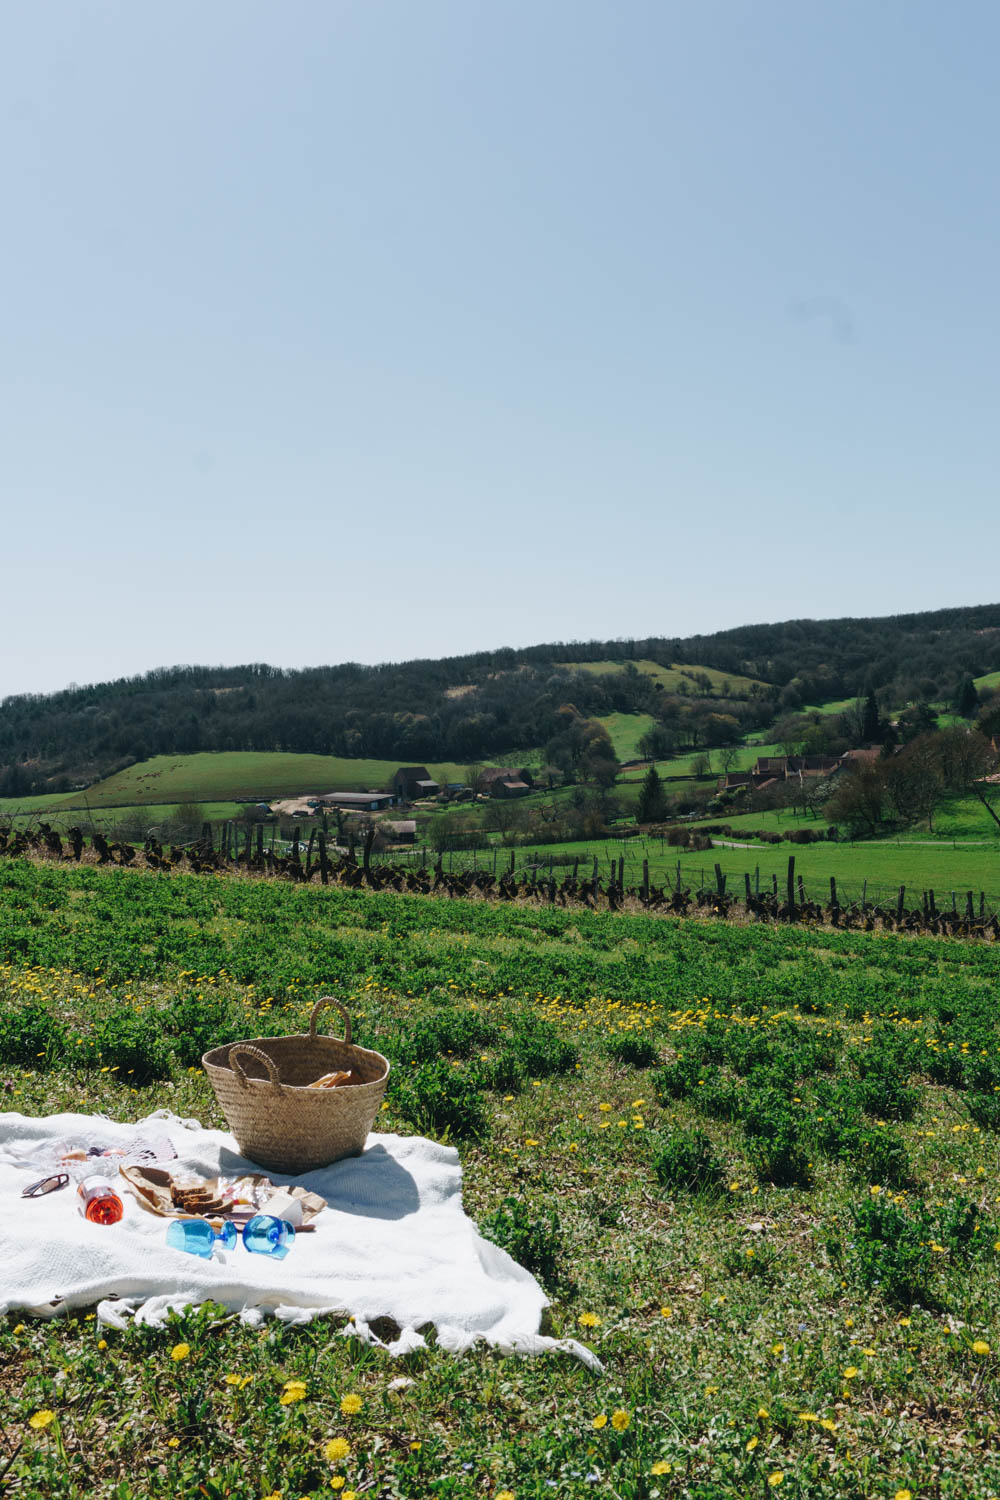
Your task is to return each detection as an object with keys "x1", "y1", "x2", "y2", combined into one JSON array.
[{"x1": 0, "y1": 1110, "x2": 600, "y2": 1370}]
